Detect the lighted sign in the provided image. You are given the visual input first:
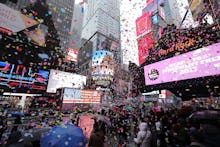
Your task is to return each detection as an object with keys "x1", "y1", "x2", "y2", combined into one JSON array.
[
  {"x1": 92, "y1": 50, "x2": 114, "y2": 86},
  {"x1": 137, "y1": 33, "x2": 154, "y2": 65},
  {"x1": 47, "y1": 70, "x2": 86, "y2": 93},
  {"x1": 66, "y1": 48, "x2": 78, "y2": 62},
  {"x1": 136, "y1": 12, "x2": 151, "y2": 36},
  {"x1": 23, "y1": 24, "x2": 47, "y2": 46},
  {"x1": 152, "y1": 14, "x2": 158, "y2": 25},
  {"x1": 0, "y1": 61, "x2": 49, "y2": 90},
  {"x1": 144, "y1": 43, "x2": 220, "y2": 85},
  {"x1": 0, "y1": 3, "x2": 39, "y2": 34},
  {"x1": 63, "y1": 89, "x2": 101, "y2": 104},
  {"x1": 158, "y1": 38, "x2": 195, "y2": 57}
]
